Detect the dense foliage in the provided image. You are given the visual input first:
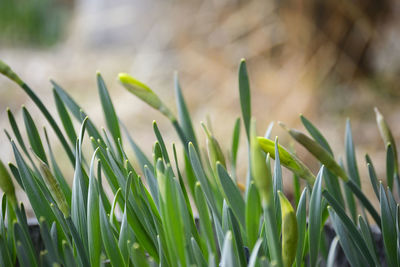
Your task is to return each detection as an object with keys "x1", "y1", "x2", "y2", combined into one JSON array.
[{"x1": 0, "y1": 59, "x2": 398, "y2": 266}]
